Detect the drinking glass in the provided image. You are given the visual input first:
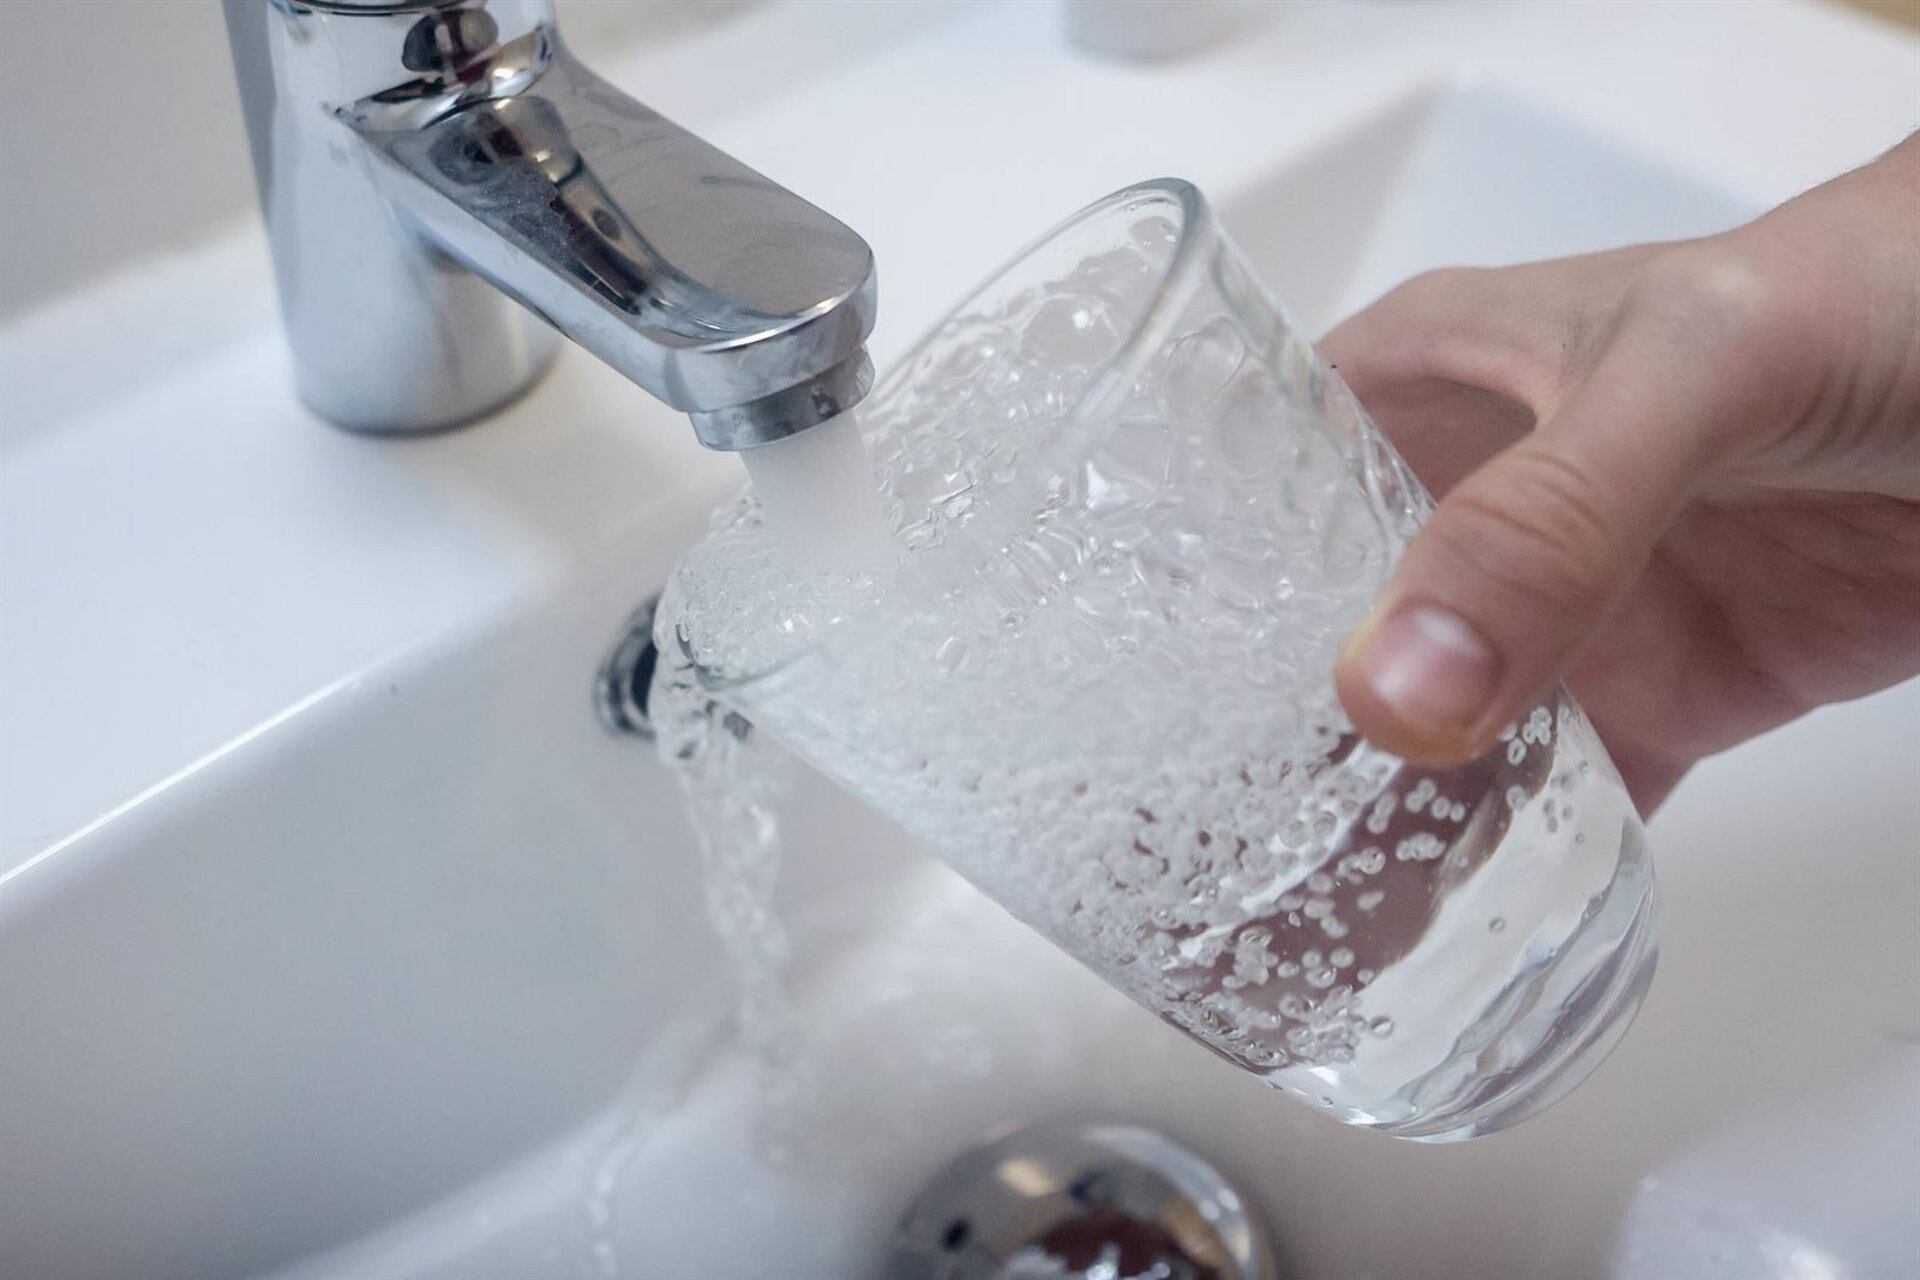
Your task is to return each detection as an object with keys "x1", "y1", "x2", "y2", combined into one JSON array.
[{"x1": 664, "y1": 180, "x2": 1657, "y2": 1141}]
